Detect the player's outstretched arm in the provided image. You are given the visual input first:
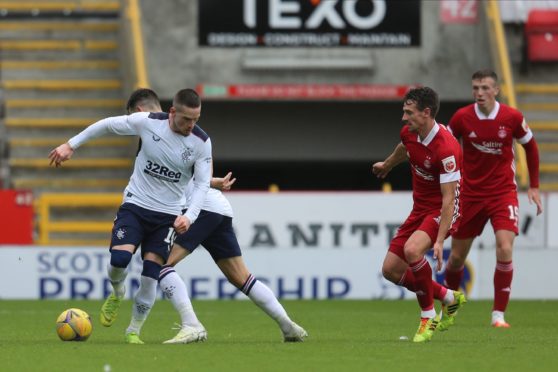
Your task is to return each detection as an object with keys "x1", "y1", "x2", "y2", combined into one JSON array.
[
  {"x1": 372, "y1": 142, "x2": 407, "y2": 179},
  {"x1": 48, "y1": 143, "x2": 74, "y2": 167}
]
